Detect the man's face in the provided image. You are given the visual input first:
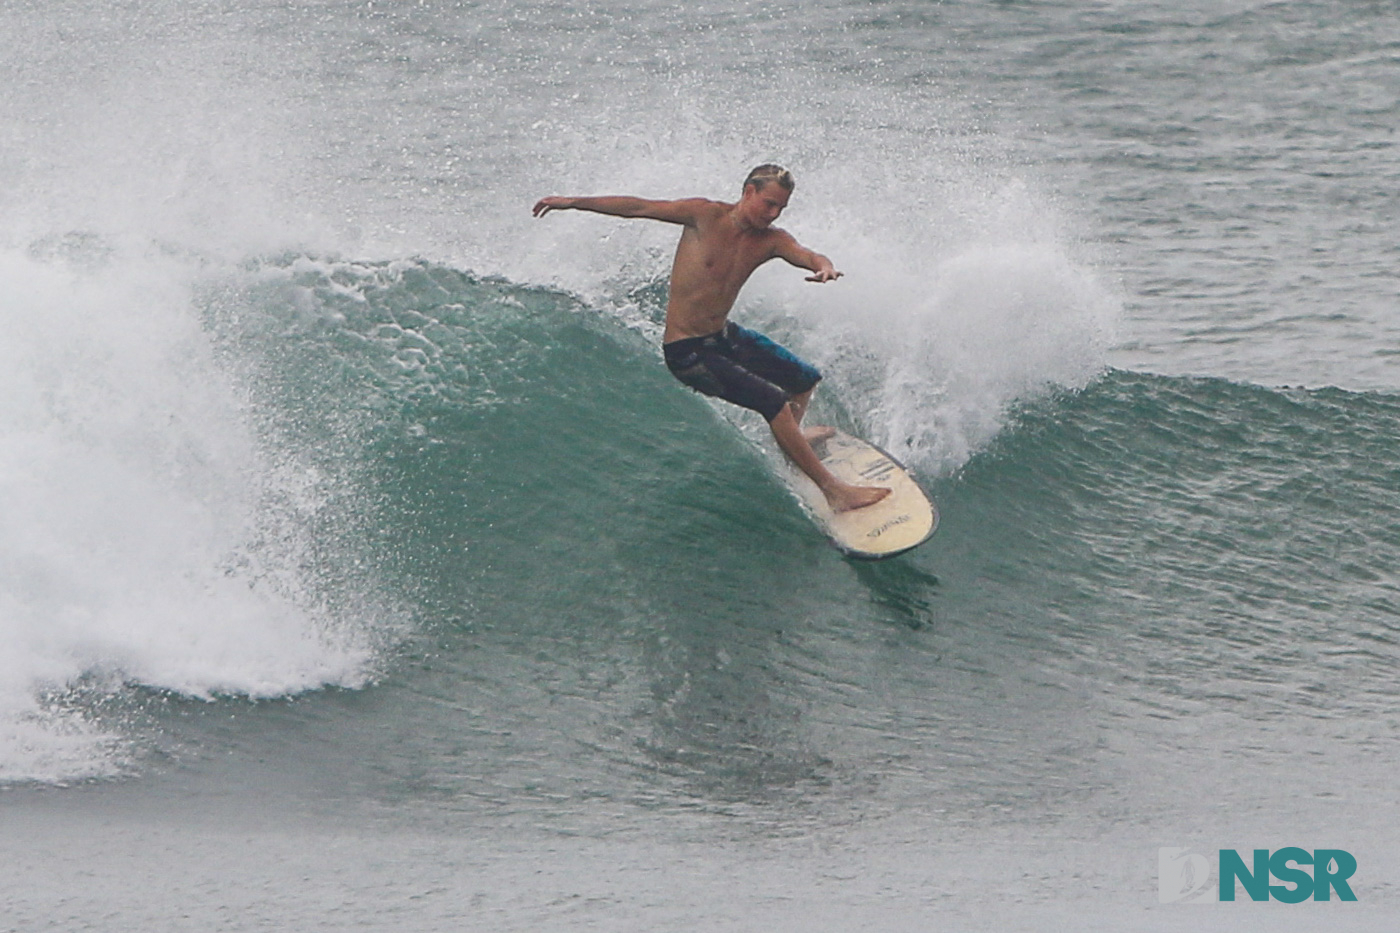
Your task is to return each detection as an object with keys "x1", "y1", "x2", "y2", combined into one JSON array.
[{"x1": 742, "y1": 182, "x2": 790, "y2": 228}]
